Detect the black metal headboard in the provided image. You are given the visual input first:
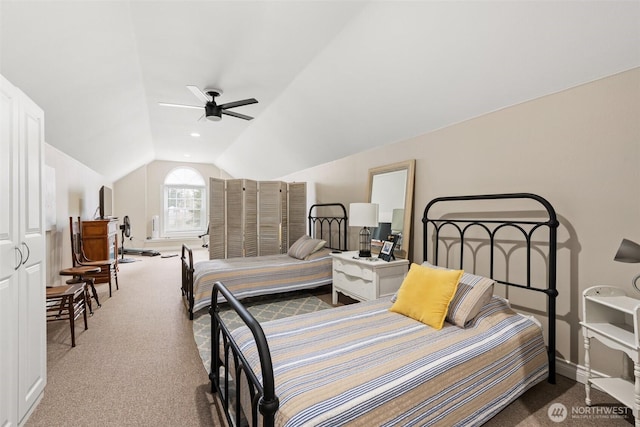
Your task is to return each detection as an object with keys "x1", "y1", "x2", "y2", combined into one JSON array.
[
  {"x1": 422, "y1": 193, "x2": 559, "y2": 383},
  {"x1": 308, "y1": 203, "x2": 348, "y2": 251}
]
